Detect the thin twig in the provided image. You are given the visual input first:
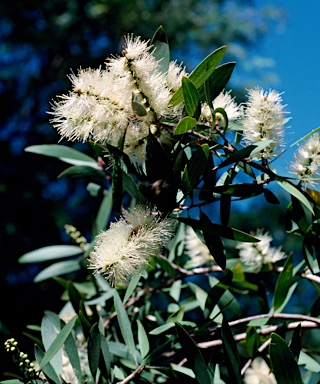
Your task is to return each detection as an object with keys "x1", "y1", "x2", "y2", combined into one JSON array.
[
  {"x1": 241, "y1": 338, "x2": 272, "y2": 375},
  {"x1": 198, "y1": 320, "x2": 319, "y2": 349},
  {"x1": 116, "y1": 365, "x2": 146, "y2": 384}
]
